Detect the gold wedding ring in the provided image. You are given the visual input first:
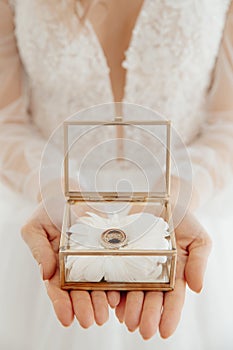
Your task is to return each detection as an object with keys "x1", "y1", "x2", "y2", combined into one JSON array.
[{"x1": 100, "y1": 228, "x2": 127, "y2": 249}]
